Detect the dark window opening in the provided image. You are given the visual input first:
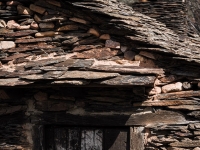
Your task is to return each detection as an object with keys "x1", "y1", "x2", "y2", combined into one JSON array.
[{"x1": 45, "y1": 126, "x2": 130, "y2": 150}]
